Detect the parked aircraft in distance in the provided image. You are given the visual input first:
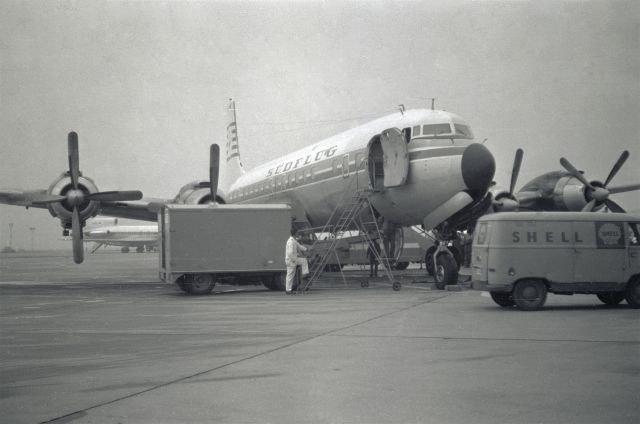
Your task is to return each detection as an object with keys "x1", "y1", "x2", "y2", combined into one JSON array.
[
  {"x1": 83, "y1": 218, "x2": 158, "y2": 253},
  {"x1": 0, "y1": 100, "x2": 497, "y2": 288}
]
